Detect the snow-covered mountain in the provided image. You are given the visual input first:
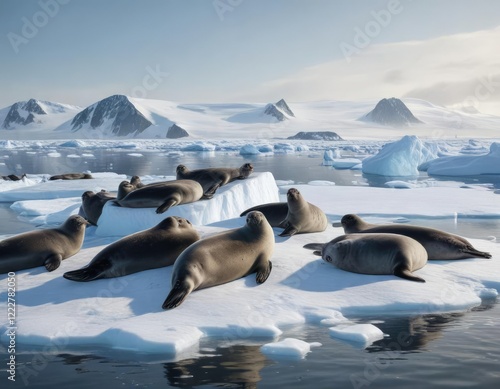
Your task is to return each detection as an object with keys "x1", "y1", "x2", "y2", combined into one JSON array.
[
  {"x1": 0, "y1": 99, "x2": 81, "y2": 131},
  {"x1": 60, "y1": 95, "x2": 154, "y2": 137},
  {"x1": 1, "y1": 95, "x2": 499, "y2": 140},
  {"x1": 359, "y1": 97, "x2": 422, "y2": 126}
]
